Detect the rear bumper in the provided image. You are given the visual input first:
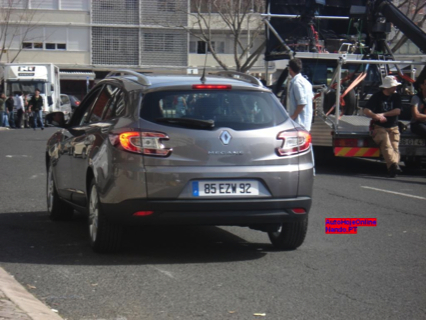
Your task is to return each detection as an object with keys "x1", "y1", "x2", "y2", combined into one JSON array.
[{"x1": 101, "y1": 197, "x2": 312, "y2": 226}]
